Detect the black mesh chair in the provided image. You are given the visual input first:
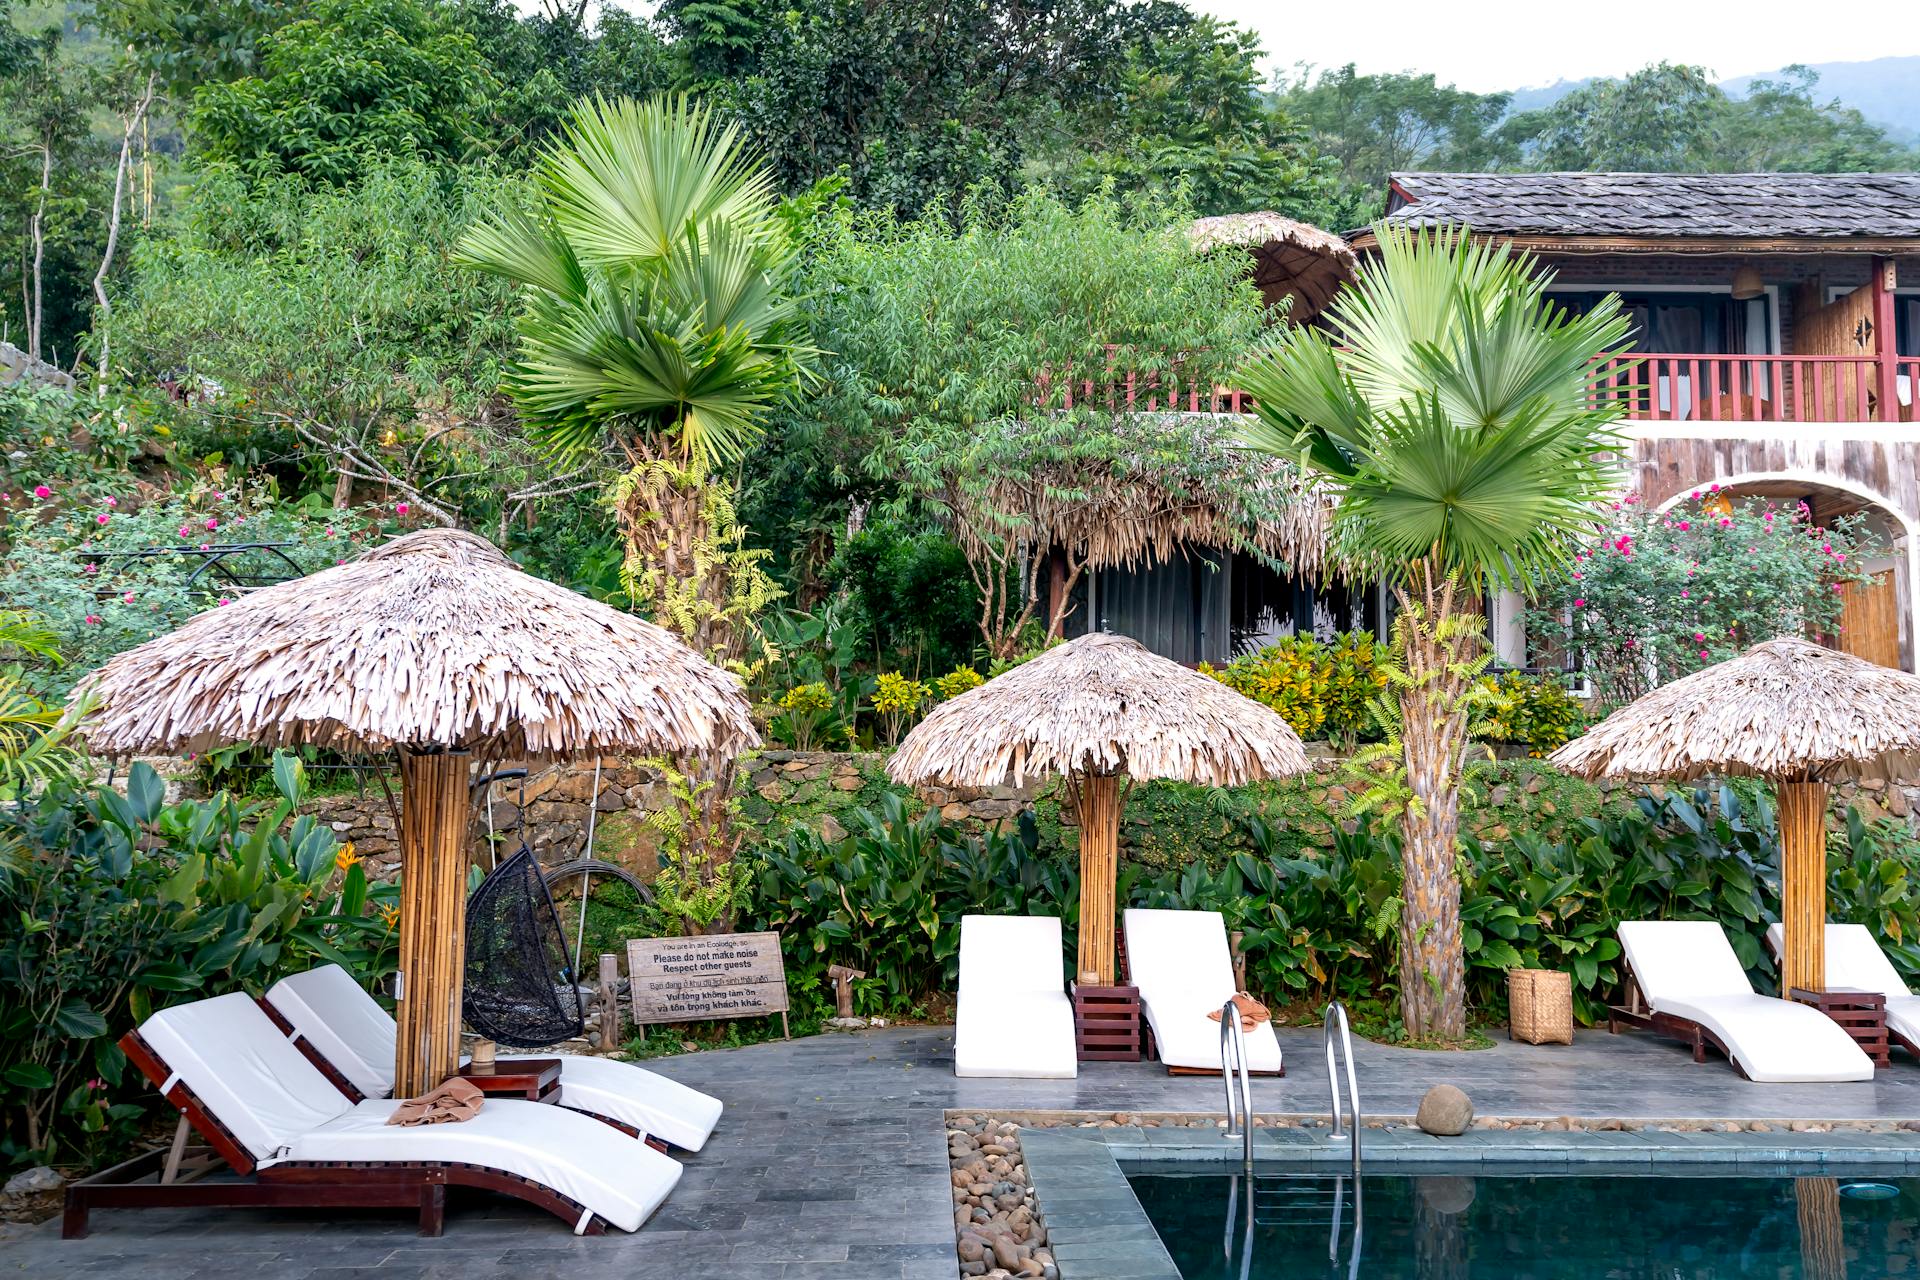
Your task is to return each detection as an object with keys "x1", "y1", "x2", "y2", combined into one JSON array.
[{"x1": 463, "y1": 848, "x2": 586, "y2": 1047}]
